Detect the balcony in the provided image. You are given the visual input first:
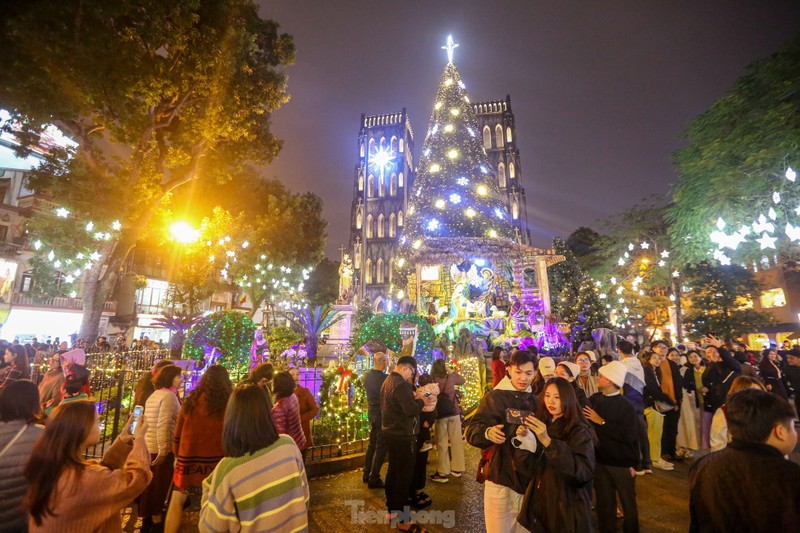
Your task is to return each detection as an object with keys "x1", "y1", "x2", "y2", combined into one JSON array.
[
  {"x1": 12, "y1": 292, "x2": 118, "y2": 313},
  {"x1": 0, "y1": 242, "x2": 22, "y2": 257},
  {"x1": 16, "y1": 195, "x2": 58, "y2": 213}
]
